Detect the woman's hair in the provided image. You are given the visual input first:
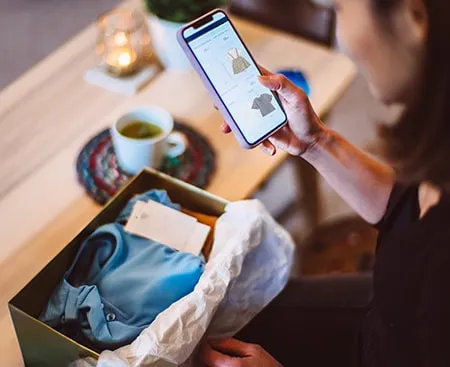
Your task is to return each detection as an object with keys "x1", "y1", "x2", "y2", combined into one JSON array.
[{"x1": 374, "y1": 0, "x2": 450, "y2": 189}]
